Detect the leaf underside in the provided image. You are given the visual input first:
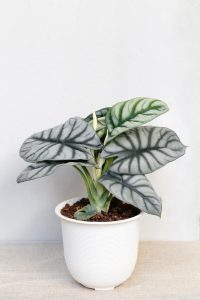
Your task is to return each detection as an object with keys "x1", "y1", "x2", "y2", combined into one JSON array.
[
  {"x1": 101, "y1": 126, "x2": 186, "y2": 174},
  {"x1": 99, "y1": 171, "x2": 162, "y2": 216}
]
